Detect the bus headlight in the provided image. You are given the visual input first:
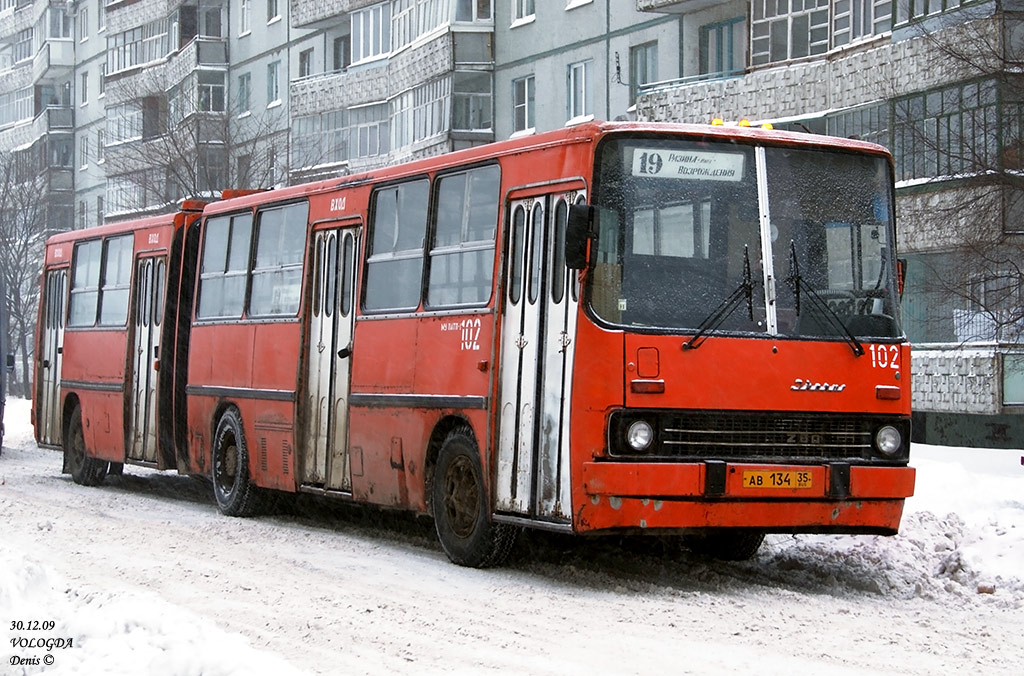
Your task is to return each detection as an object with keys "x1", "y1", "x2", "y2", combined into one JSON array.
[
  {"x1": 627, "y1": 420, "x2": 654, "y2": 452},
  {"x1": 875, "y1": 425, "x2": 902, "y2": 456}
]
